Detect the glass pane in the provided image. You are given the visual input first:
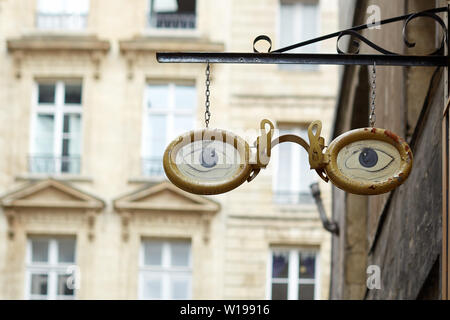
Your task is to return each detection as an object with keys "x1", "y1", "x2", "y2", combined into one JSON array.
[
  {"x1": 58, "y1": 238, "x2": 76, "y2": 263},
  {"x1": 271, "y1": 283, "x2": 288, "y2": 300},
  {"x1": 170, "y1": 277, "x2": 189, "y2": 299},
  {"x1": 57, "y1": 274, "x2": 75, "y2": 296},
  {"x1": 35, "y1": 114, "x2": 54, "y2": 154},
  {"x1": 174, "y1": 85, "x2": 196, "y2": 109},
  {"x1": 276, "y1": 142, "x2": 292, "y2": 190},
  {"x1": 173, "y1": 115, "x2": 193, "y2": 138},
  {"x1": 299, "y1": 252, "x2": 316, "y2": 279},
  {"x1": 37, "y1": 0, "x2": 63, "y2": 13},
  {"x1": 38, "y1": 84, "x2": 55, "y2": 104},
  {"x1": 280, "y1": 4, "x2": 294, "y2": 48},
  {"x1": 142, "y1": 277, "x2": 162, "y2": 299},
  {"x1": 62, "y1": 114, "x2": 81, "y2": 152},
  {"x1": 170, "y1": 242, "x2": 190, "y2": 267},
  {"x1": 147, "y1": 85, "x2": 169, "y2": 109},
  {"x1": 65, "y1": 0, "x2": 89, "y2": 14},
  {"x1": 31, "y1": 274, "x2": 48, "y2": 295},
  {"x1": 153, "y1": 0, "x2": 178, "y2": 12},
  {"x1": 301, "y1": 4, "x2": 318, "y2": 53},
  {"x1": 64, "y1": 84, "x2": 82, "y2": 104},
  {"x1": 143, "y1": 241, "x2": 163, "y2": 266},
  {"x1": 31, "y1": 239, "x2": 49, "y2": 263},
  {"x1": 147, "y1": 115, "x2": 167, "y2": 157},
  {"x1": 150, "y1": 0, "x2": 196, "y2": 29},
  {"x1": 272, "y1": 251, "x2": 289, "y2": 278},
  {"x1": 298, "y1": 284, "x2": 315, "y2": 300}
]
